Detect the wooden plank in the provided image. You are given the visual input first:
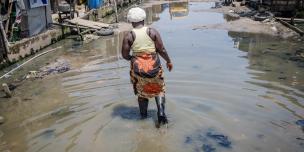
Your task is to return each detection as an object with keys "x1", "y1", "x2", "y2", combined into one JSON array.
[
  {"x1": 0, "y1": 21, "x2": 9, "y2": 60},
  {"x1": 51, "y1": 22, "x2": 90, "y2": 29},
  {"x1": 5, "y1": 2, "x2": 13, "y2": 33},
  {"x1": 276, "y1": 17, "x2": 304, "y2": 23},
  {"x1": 276, "y1": 18, "x2": 304, "y2": 36},
  {"x1": 67, "y1": 18, "x2": 109, "y2": 29}
]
